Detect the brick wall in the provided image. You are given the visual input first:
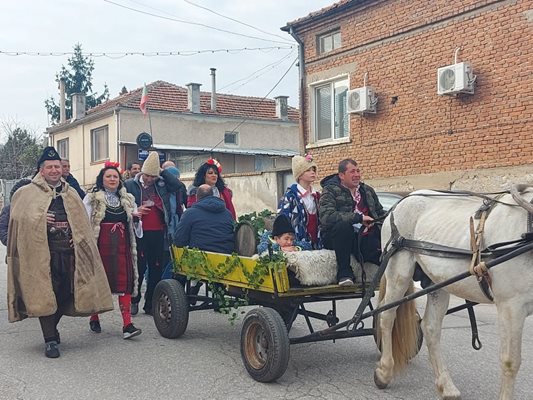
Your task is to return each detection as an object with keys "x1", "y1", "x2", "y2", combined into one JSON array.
[{"x1": 291, "y1": 0, "x2": 533, "y2": 188}]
